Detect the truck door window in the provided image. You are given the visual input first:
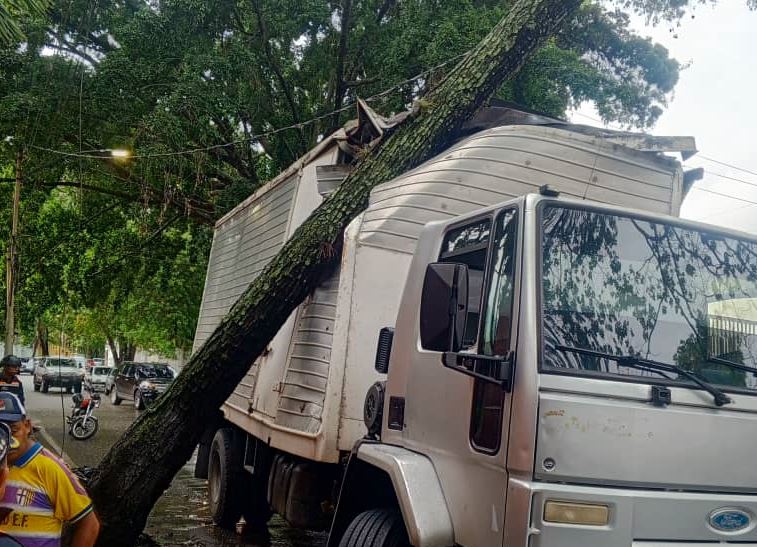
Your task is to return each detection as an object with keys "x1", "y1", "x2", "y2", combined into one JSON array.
[
  {"x1": 439, "y1": 218, "x2": 491, "y2": 348},
  {"x1": 473, "y1": 209, "x2": 518, "y2": 453}
]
